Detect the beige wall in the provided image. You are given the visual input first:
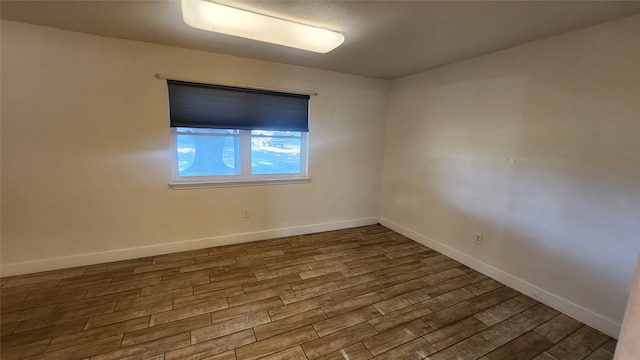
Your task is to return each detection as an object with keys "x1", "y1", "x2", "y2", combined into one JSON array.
[
  {"x1": 615, "y1": 255, "x2": 640, "y2": 359},
  {"x1": 380, "y1": 14, "x2": 640, "y2": 336},
  {"x1": 0, "y1": 20, "x2": 388, "y2": 272}
]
